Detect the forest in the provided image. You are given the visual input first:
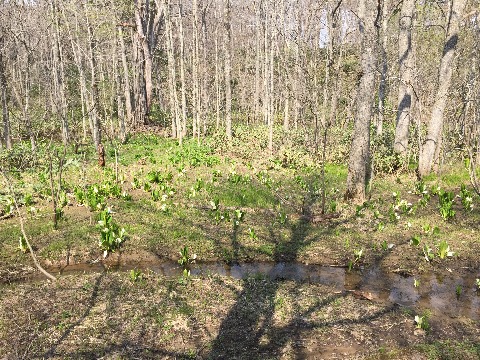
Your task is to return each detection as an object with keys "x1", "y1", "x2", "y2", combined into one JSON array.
[{"x1": 0, "y1": 0, "x2": 479, "y2": 359}]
